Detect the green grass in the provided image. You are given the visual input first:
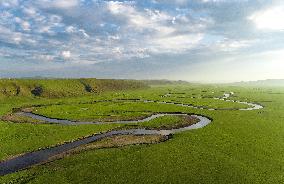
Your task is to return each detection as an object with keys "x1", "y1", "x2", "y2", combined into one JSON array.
[
  {"x1": 0, "y1": 78, "x2": 147, "y2": 98},
  {"x1": 122, "y1": 115, "x2": 199, "y2": 130},
  {"x1": 1, "y1": 81, "x2": 284, "y2": 183},
  {"x1": 33, "y1": 102, "x2": 155, "y2": 122},
  {"x1": 0, "y1": 122, "x2": 119, "y2": 160},
  {"x1": 32, "y1": 100, "x2": 249, "y2": 121},
  {"x1": 31, "y1": 90, "x2": 249, "y2": 122}
]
